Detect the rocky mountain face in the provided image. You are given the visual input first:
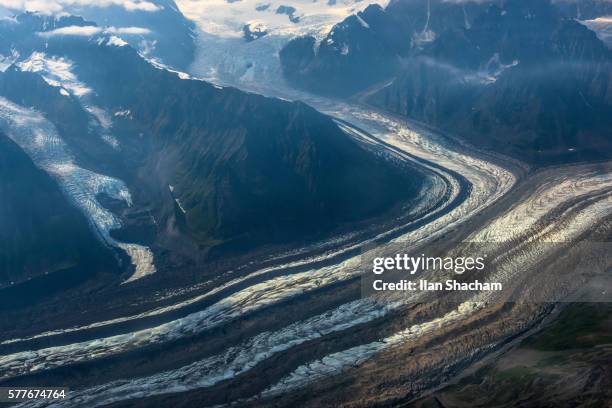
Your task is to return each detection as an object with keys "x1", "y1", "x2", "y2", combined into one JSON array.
[
  {"x1": 282, "y1": 0, "x2": 612, "y2": 164},
  {"x1": 280, "y1": 4, "x2": 404, "y2": 96},
  {"x1": 280, "y1": 0, "x2": 495, "y2": 96},
  {"x1": 557, "y1": 0, "x2": 612, "y2": 49},
  {"x1": 66, "y1": 42, "x2": 421, "y2": 251},
  {"x1": 0, "y1": 20, "x2": 423, "y2": 269},
  {"x1": 65, "y1": 0, "x2": 196, "y2": 70},
  {"x1": 0, "y1": 131, "x2": 115, "y2": 289},
  {"x1": 370, "y1": 0, "x2": 612, "y2": 163},
  {"x1": 423, "y1": 0, "x2": 610, "y2": 67}
]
